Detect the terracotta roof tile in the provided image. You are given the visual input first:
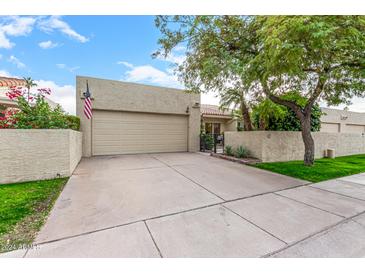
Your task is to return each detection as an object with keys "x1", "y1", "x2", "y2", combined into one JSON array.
[
  {"x1": 0, "y1": 77, "x2": 26, "y2": 87},
  {"x1": 200, "y1": 104, "x2": 232, "y2": 117}
]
